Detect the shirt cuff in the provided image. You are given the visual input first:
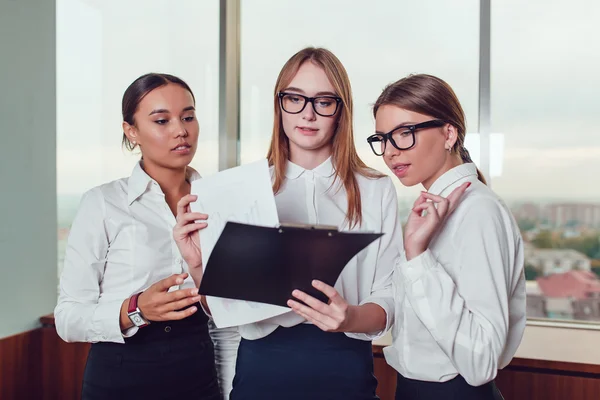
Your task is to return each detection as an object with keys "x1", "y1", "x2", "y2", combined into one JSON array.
[
  {"x1": 93, "y1": 299, "x2": 130, "y2": 344},
  {"x1": 121, "y1": 326, "x2": 139, "y2": 338},
  {"x1": 397, "y1": 249, "x2": 438, "y2": 282}
]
